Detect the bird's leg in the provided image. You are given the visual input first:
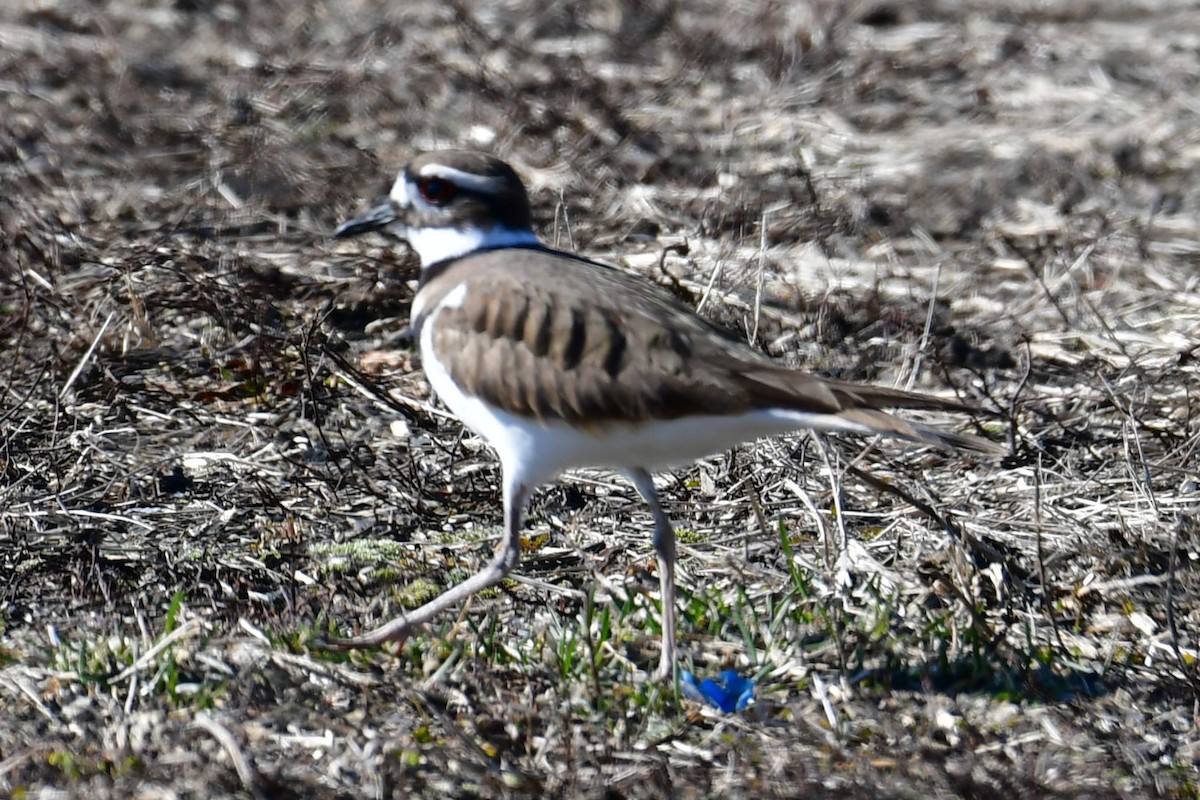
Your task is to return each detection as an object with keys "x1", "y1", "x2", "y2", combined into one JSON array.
[
  {"x1": 626, "y1": 468, "x2": 677, "y2": 682},
  {"x1": 320, "y1": 475, "x2": 530, "y2": 651}
]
